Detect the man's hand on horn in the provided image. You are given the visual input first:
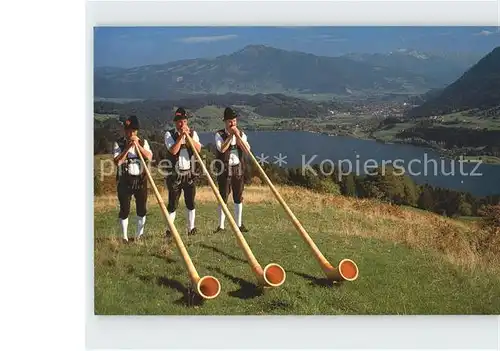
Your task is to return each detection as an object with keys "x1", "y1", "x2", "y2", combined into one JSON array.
[
  {"x1": 181, "y1": 126, "x2": 190, "y2": 143},
  {"x1": 130, "y1": 135, "x2": 140, "y2": 143},
  {"x1": 230, "y1": 126, "x2": 239, "y2": 135}
]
